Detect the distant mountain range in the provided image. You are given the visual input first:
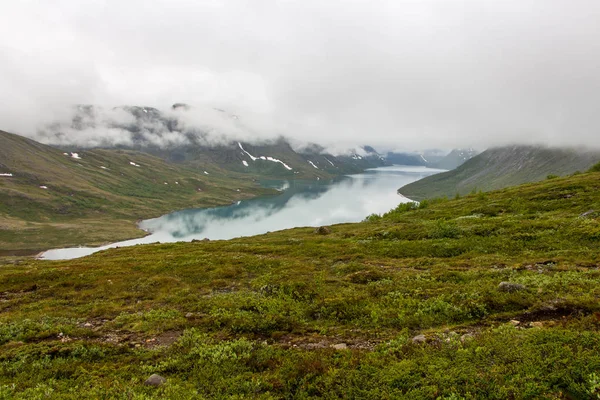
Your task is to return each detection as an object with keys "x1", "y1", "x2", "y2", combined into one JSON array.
[
  {"x1": 37, "y1": 104, "x2": 391, "y2": 178},
  {"x1": 398, "y1": 145, "x2": 600, "y2": 200},
  {"x1": 34, "y1": 104, "x2": 483, "y2": 179},
  {"x1": 385, "y1": 148, "x2": 478, "y2": 170}
]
